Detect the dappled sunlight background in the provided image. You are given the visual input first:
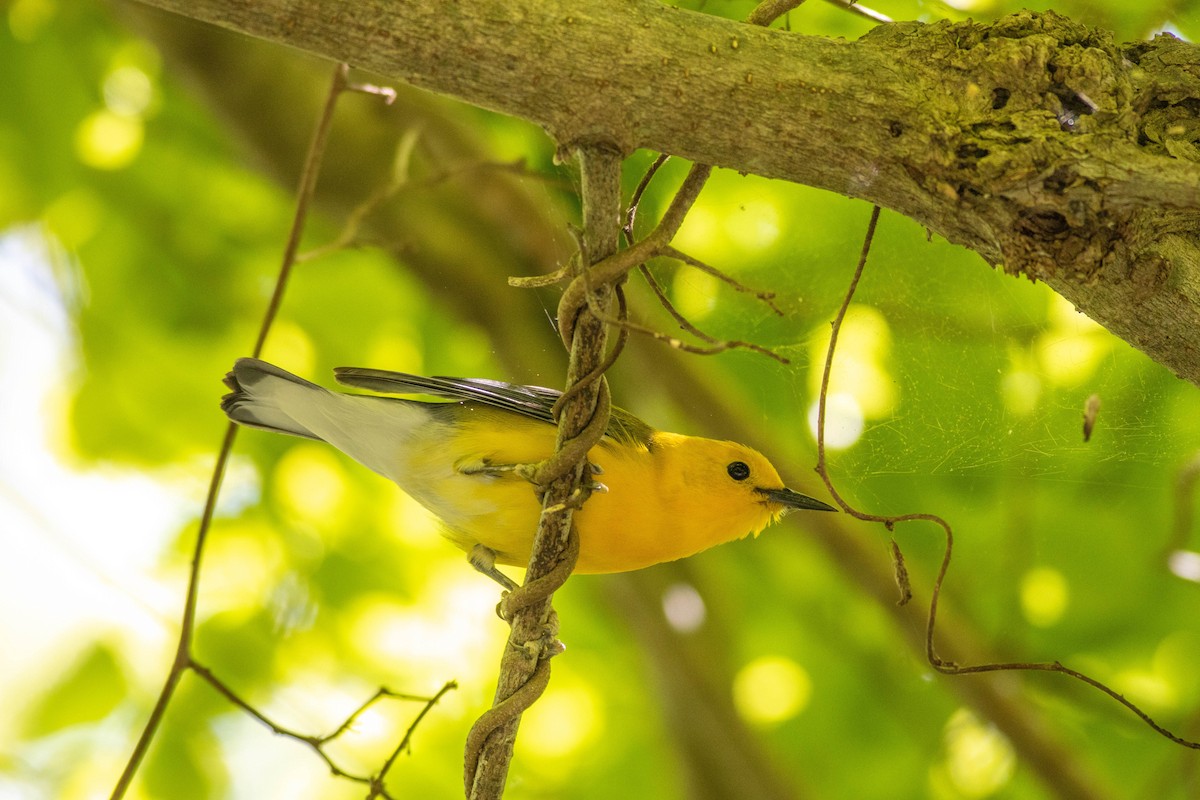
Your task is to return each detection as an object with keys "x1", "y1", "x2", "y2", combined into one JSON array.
[{"x1": 4, "y1": 0, "x2": 1200, "y2": 798}]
